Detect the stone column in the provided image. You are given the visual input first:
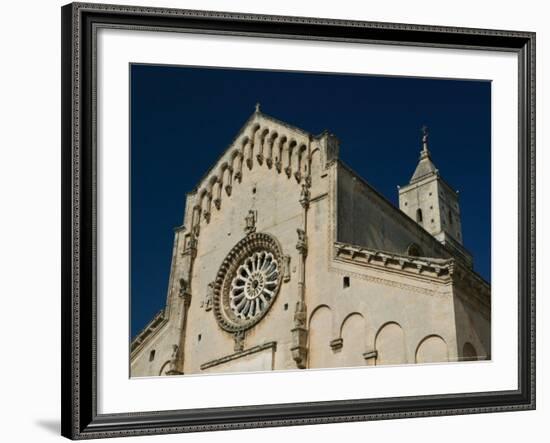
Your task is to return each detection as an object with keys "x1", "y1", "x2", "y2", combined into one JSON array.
[
  {"x1": 291, "y1": 177, "x2": 311, "y2": 369},
  {"x1": 168, "y1": 232, "x2": 197, "y2": 375}
]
